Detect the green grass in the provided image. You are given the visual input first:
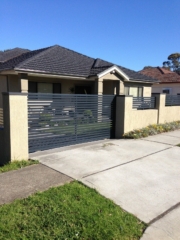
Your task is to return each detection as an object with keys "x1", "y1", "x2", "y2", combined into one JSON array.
[
  {"x1": 177, "y1": 144, "x2": 180, "y2": 147},
  {"x1": 0, "y1": 160, "x2": 39, "y2": 173},
  {"x1": 0, "y1": 181, "x2": 146, "y2": 239},
  {"x1": 123, "y1": 121, "x2": 180, "y2": 139}
]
